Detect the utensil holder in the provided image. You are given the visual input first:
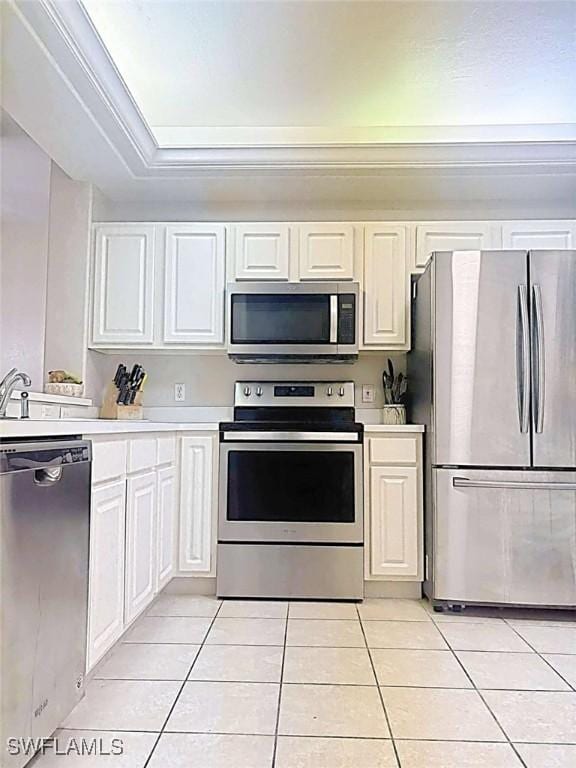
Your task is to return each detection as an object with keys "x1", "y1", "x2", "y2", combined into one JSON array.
[{"x1": 382, "y1": 404, "x2": 406, "y2": 425}]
